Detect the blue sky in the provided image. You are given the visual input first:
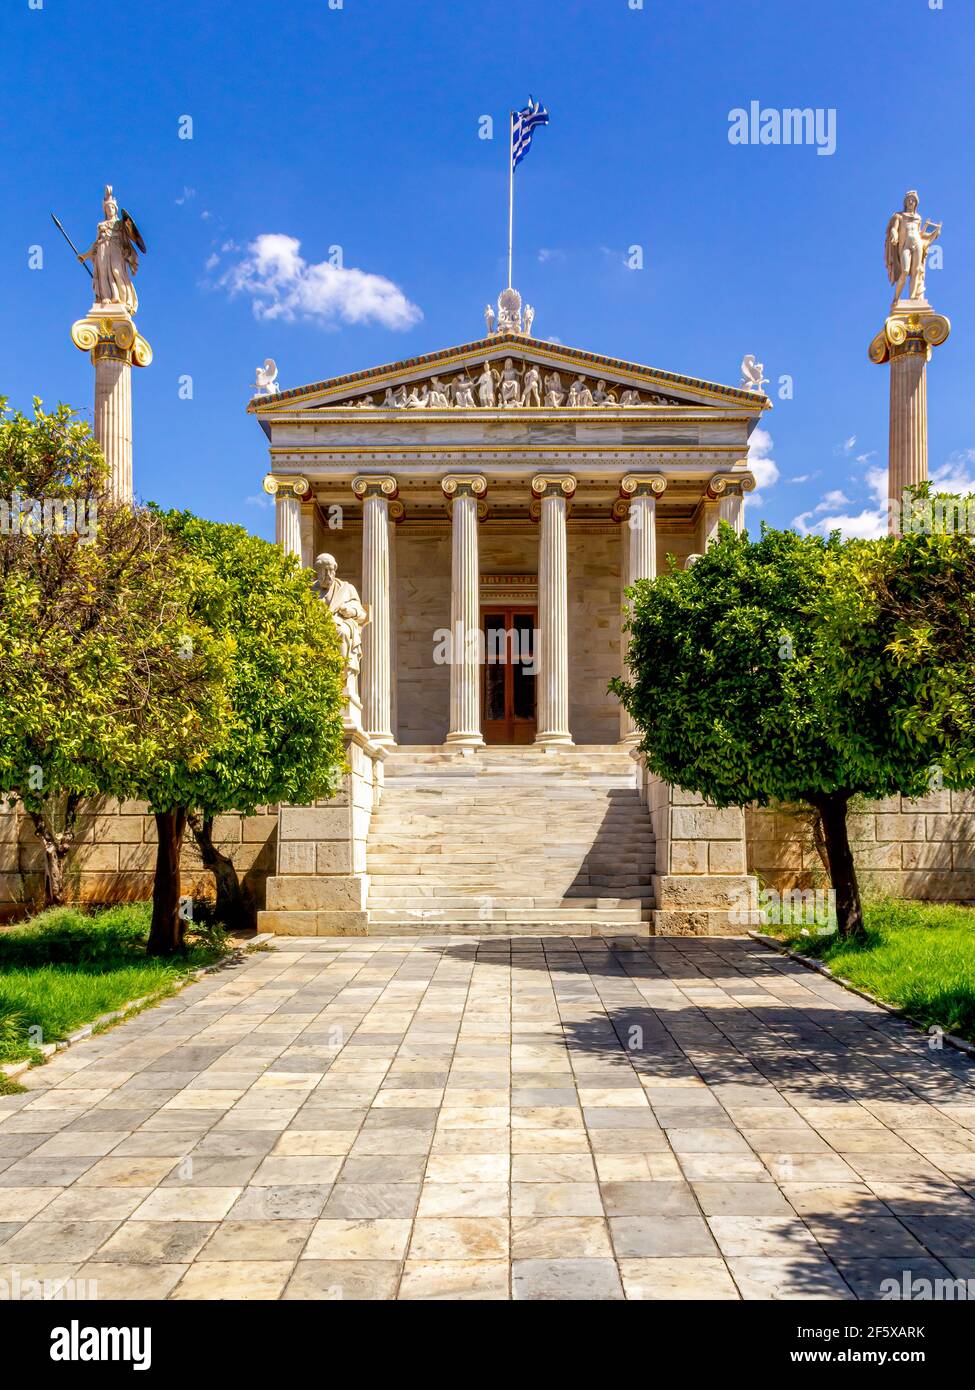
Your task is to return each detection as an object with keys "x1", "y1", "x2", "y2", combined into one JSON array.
[{"x1": 2, "y1": 0, "x2": 972, "y2": 541}]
